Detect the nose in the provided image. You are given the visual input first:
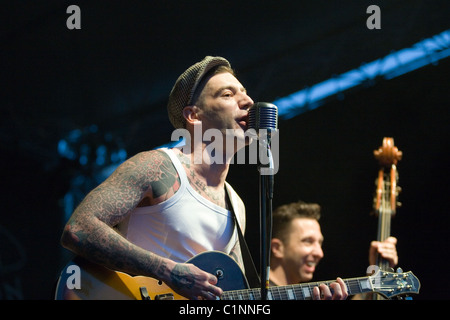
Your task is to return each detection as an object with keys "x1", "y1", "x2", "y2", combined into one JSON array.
[
  {"x1": 312, "y1": 243, "x2": 324, "y2": 259},
  {"x1": 239, "y1": 92, "x2": 254, "y2": 110}
]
